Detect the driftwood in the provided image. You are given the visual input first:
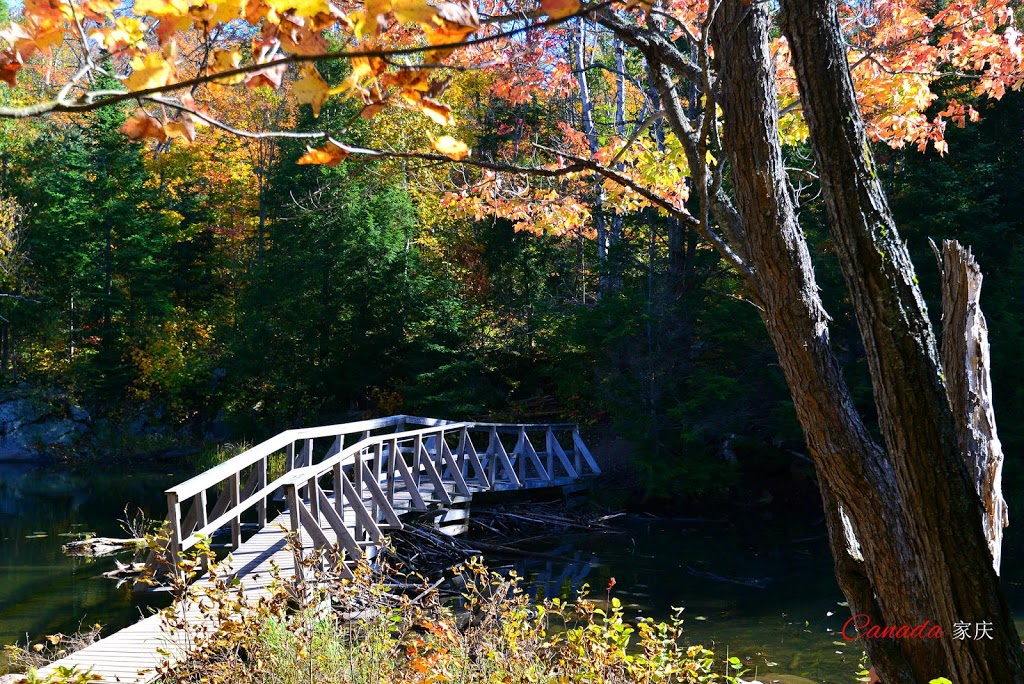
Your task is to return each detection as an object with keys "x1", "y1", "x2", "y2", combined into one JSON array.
[
  {"x1": 934, "y1": 239, "x2": 1008, "y2": 572},
  {"x1": 686, "y1": 565, "x2": 770, "y2": 589},
  {"x1": 63, "y1": 536, "x2": 145, "y2": 557}
]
